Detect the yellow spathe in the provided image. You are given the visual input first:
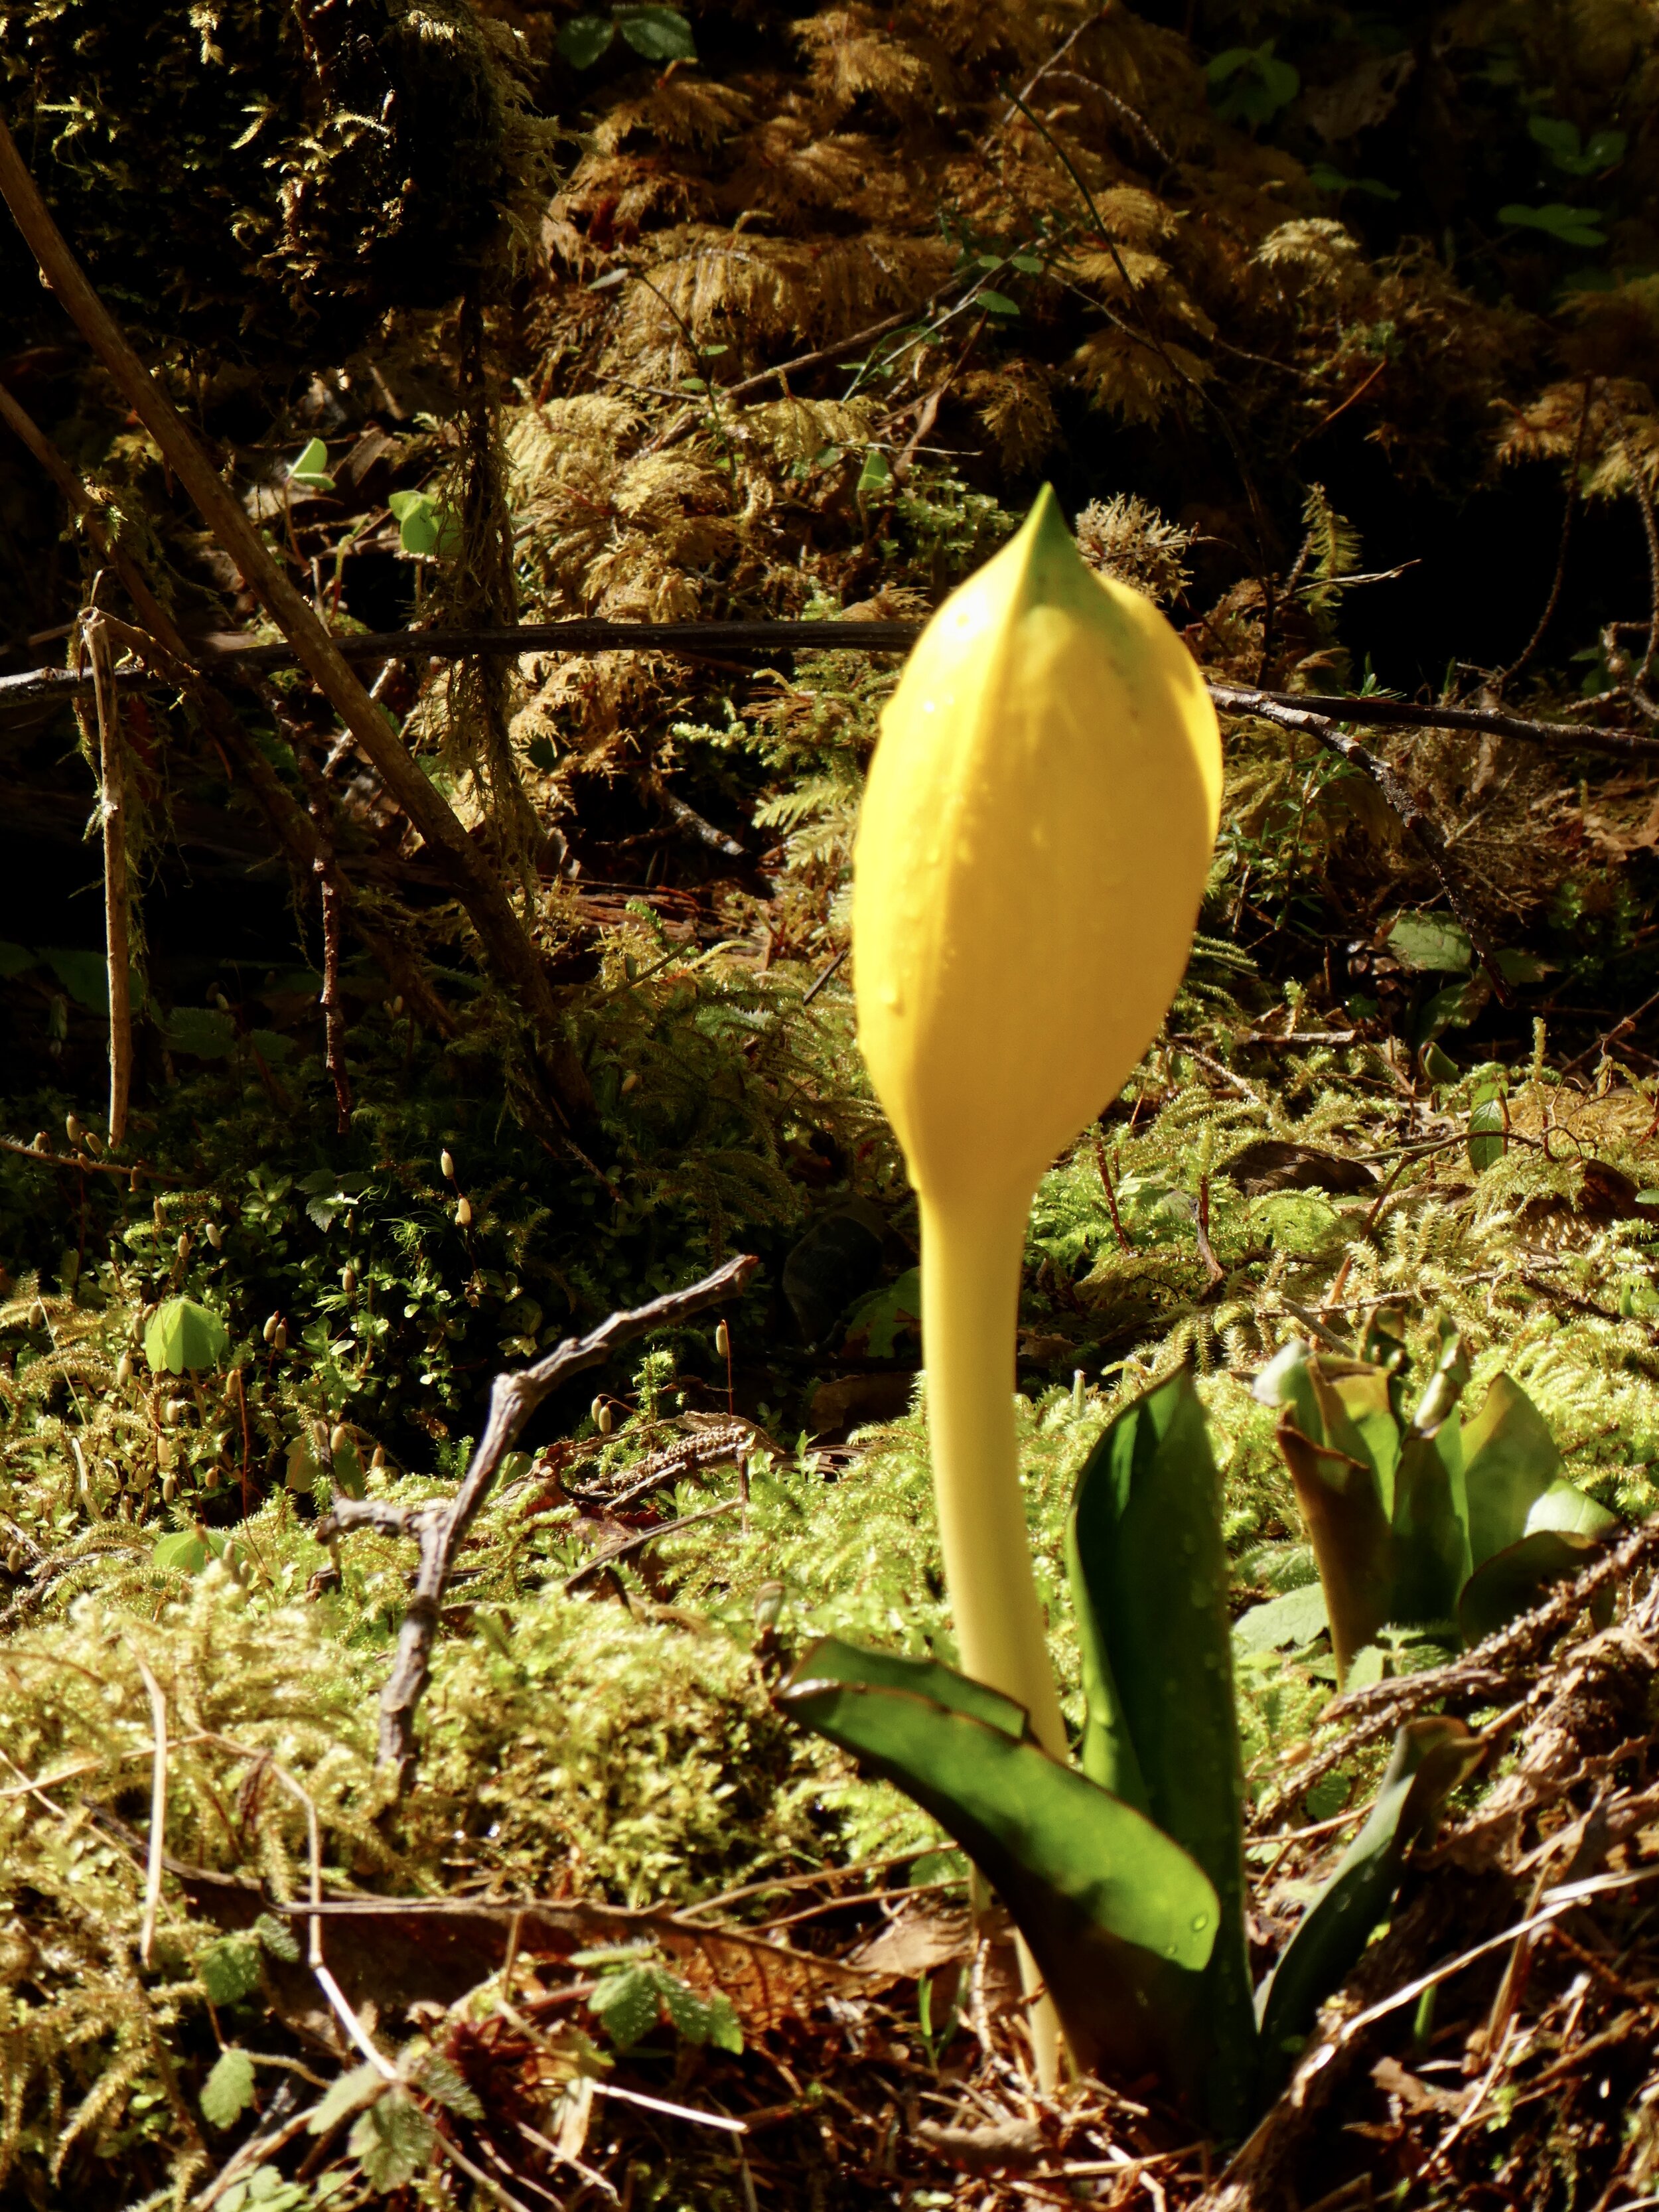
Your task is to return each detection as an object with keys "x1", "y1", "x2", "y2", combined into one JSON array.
[
  {"x1": 853, "y1": 483, "x2": 1221, "y2": 1215},
  {"x1": 851, "y1": 484, "x2": 1220, "y2": 1760}
]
